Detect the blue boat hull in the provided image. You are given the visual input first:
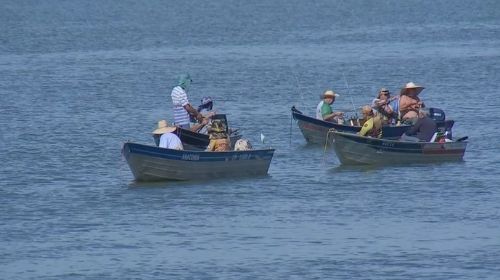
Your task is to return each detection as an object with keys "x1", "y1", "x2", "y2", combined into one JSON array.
[
  {"x1": 122, "y1": 142, "x2": 275, "y2": 181},
  {"x1": 291, "y1": 106, "x2": 411, "y2": 145},
  {"x1": 332, "y1": 131, "x2": 467, "y2": 165}
]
